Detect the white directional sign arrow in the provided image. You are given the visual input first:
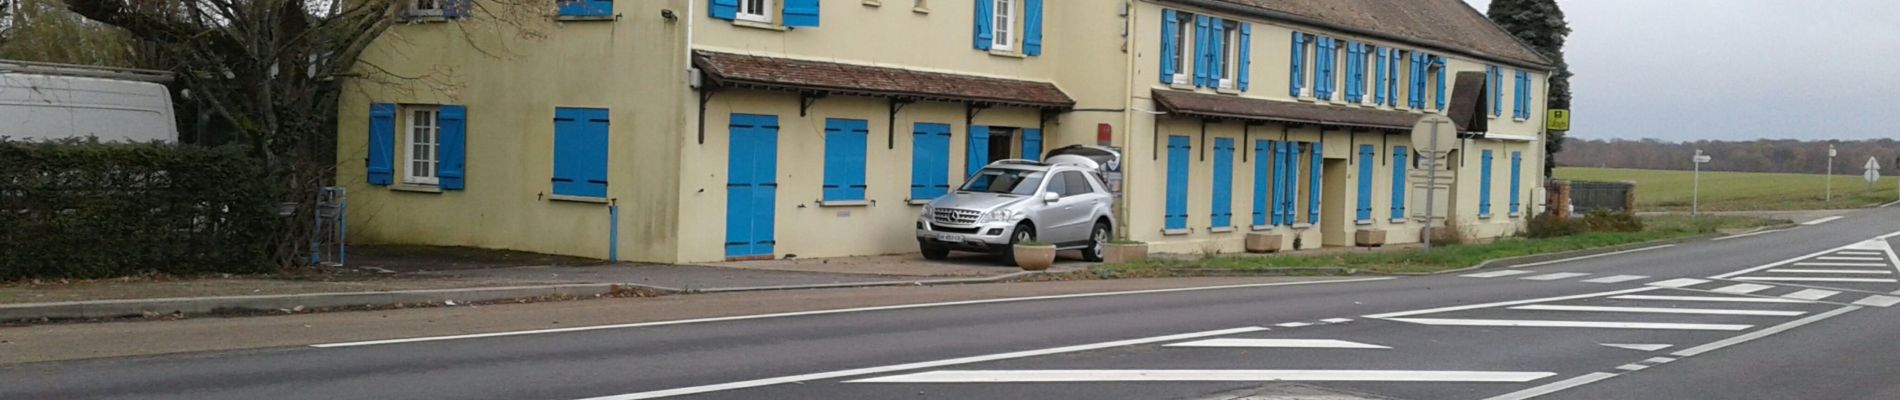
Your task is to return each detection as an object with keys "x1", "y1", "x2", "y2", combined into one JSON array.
[
  {"x1": 1867, "y1": 157, "x2": 1881, "y2": 171},
  {"x1": 1867, "y1": 157, "x2": 1883, "y2": 184}
]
